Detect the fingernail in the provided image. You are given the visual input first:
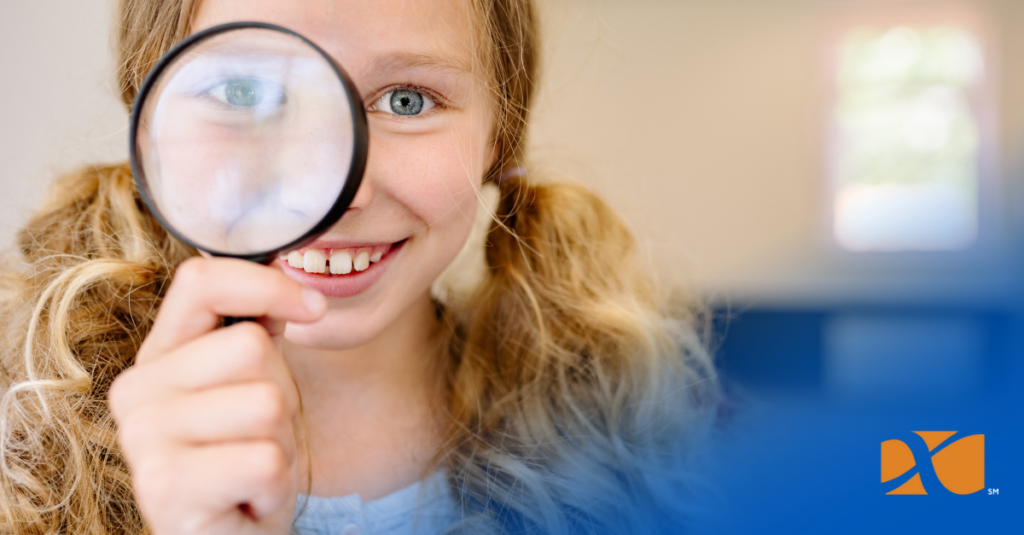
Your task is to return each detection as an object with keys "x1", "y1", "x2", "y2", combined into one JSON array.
[{"x1": 301, "y1": 288, "x2": 327, "y2": 315}]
